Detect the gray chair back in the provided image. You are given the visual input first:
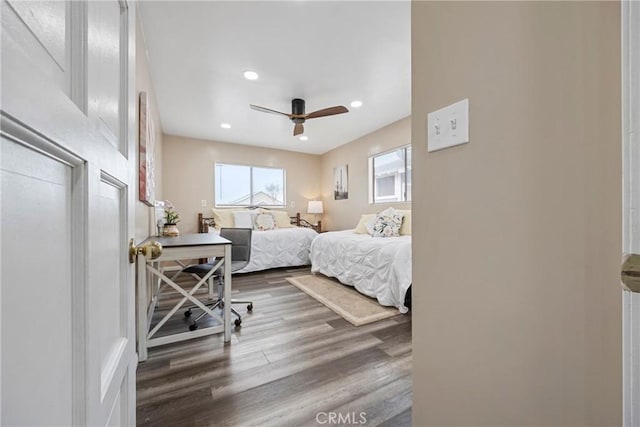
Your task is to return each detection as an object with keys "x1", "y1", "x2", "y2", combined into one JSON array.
[{"x1": 220, "y1": 228, "x2": 252, "y2": 263}]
